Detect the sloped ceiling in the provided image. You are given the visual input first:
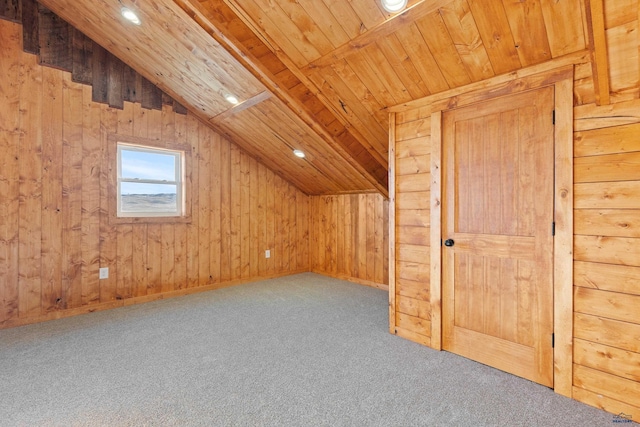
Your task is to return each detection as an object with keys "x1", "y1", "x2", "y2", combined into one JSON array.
[{"x1": 37, "y1": 0, "x2": 590, "y2": 196}]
